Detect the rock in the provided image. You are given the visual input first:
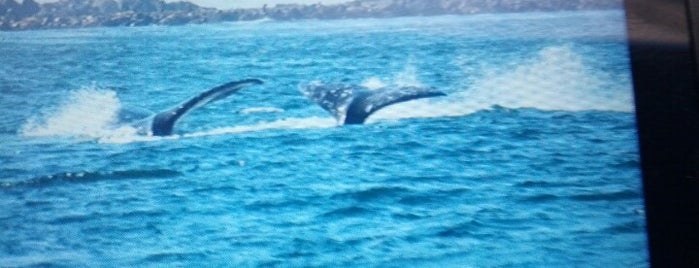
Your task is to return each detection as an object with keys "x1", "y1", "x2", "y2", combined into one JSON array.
[
  {"x1": 0, "y1": 0, "x2": 20, "y2": 17},
  {"x1": 0, "y1": 0, "x2": 623, "y2": 31},
  {"x1": 1, "y1": 0, "x2": 39, "y2": 19},
  {"x1": 17, "y1": 0, "x2": 39, "y2": 18},
  {"x1": 119, "y1": 0, "x2": 164, "y2": 13},
  {"x1": 158, "y1": 12, "x2": 190, "y2": 25},
  {"x1": 94, "y1": 0, "x2": 120, "y2": 14}
]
